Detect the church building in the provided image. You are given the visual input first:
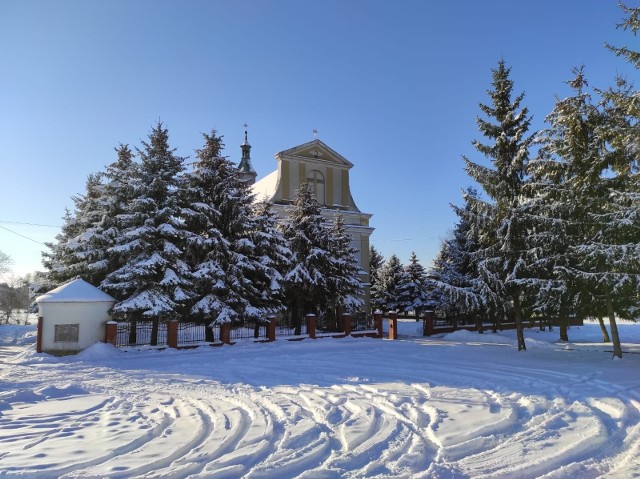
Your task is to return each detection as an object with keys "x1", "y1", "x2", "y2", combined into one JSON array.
[{"x1": 237, "y1": 128, "x2": 374, "y2": 310}]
